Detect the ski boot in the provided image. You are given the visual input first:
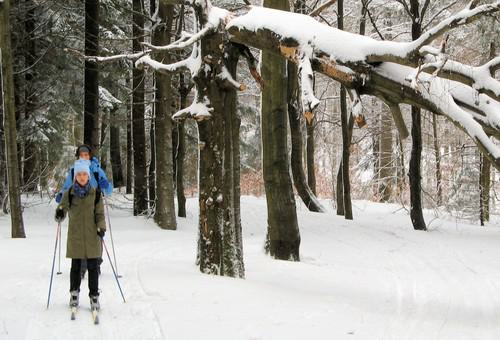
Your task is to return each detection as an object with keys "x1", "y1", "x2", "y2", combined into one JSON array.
[
  {"x1": 69, "y1": 290, "x2": 79, "y2": 308},
  {"x1": 90, "y1": 295, "x2": 100, "y2": 311}
]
